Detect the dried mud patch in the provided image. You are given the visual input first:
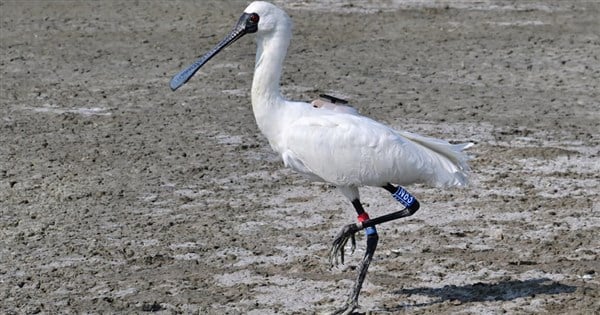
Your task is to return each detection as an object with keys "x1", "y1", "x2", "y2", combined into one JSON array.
[{"x1": 1, "y1": 0, "x2": 599, "y2": 314}]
